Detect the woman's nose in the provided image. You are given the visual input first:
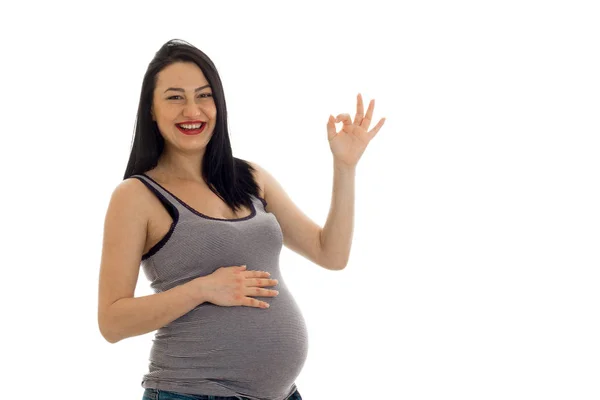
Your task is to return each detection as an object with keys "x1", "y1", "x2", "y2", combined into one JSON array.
[{"x1": 183, "y1": 102, "x2": 203, "y2": 118}]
